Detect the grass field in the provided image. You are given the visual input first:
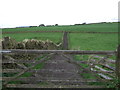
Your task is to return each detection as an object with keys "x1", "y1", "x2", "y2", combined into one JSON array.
[
  {"x1": 2, "y1": 22, "x2": 118, "y2": 50},
  {"x1": 2, "y1": 23, "x2": 118, "y2": 87},
  {"x1": 3, "y1": 32, "x2": 63, "y2": 43},
  {"x1": 69, "y1": 33, "x2": 118, "y2": 50},
  {"x1": 2, "y1": 22, "x2": 118, "y2": 32}
]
